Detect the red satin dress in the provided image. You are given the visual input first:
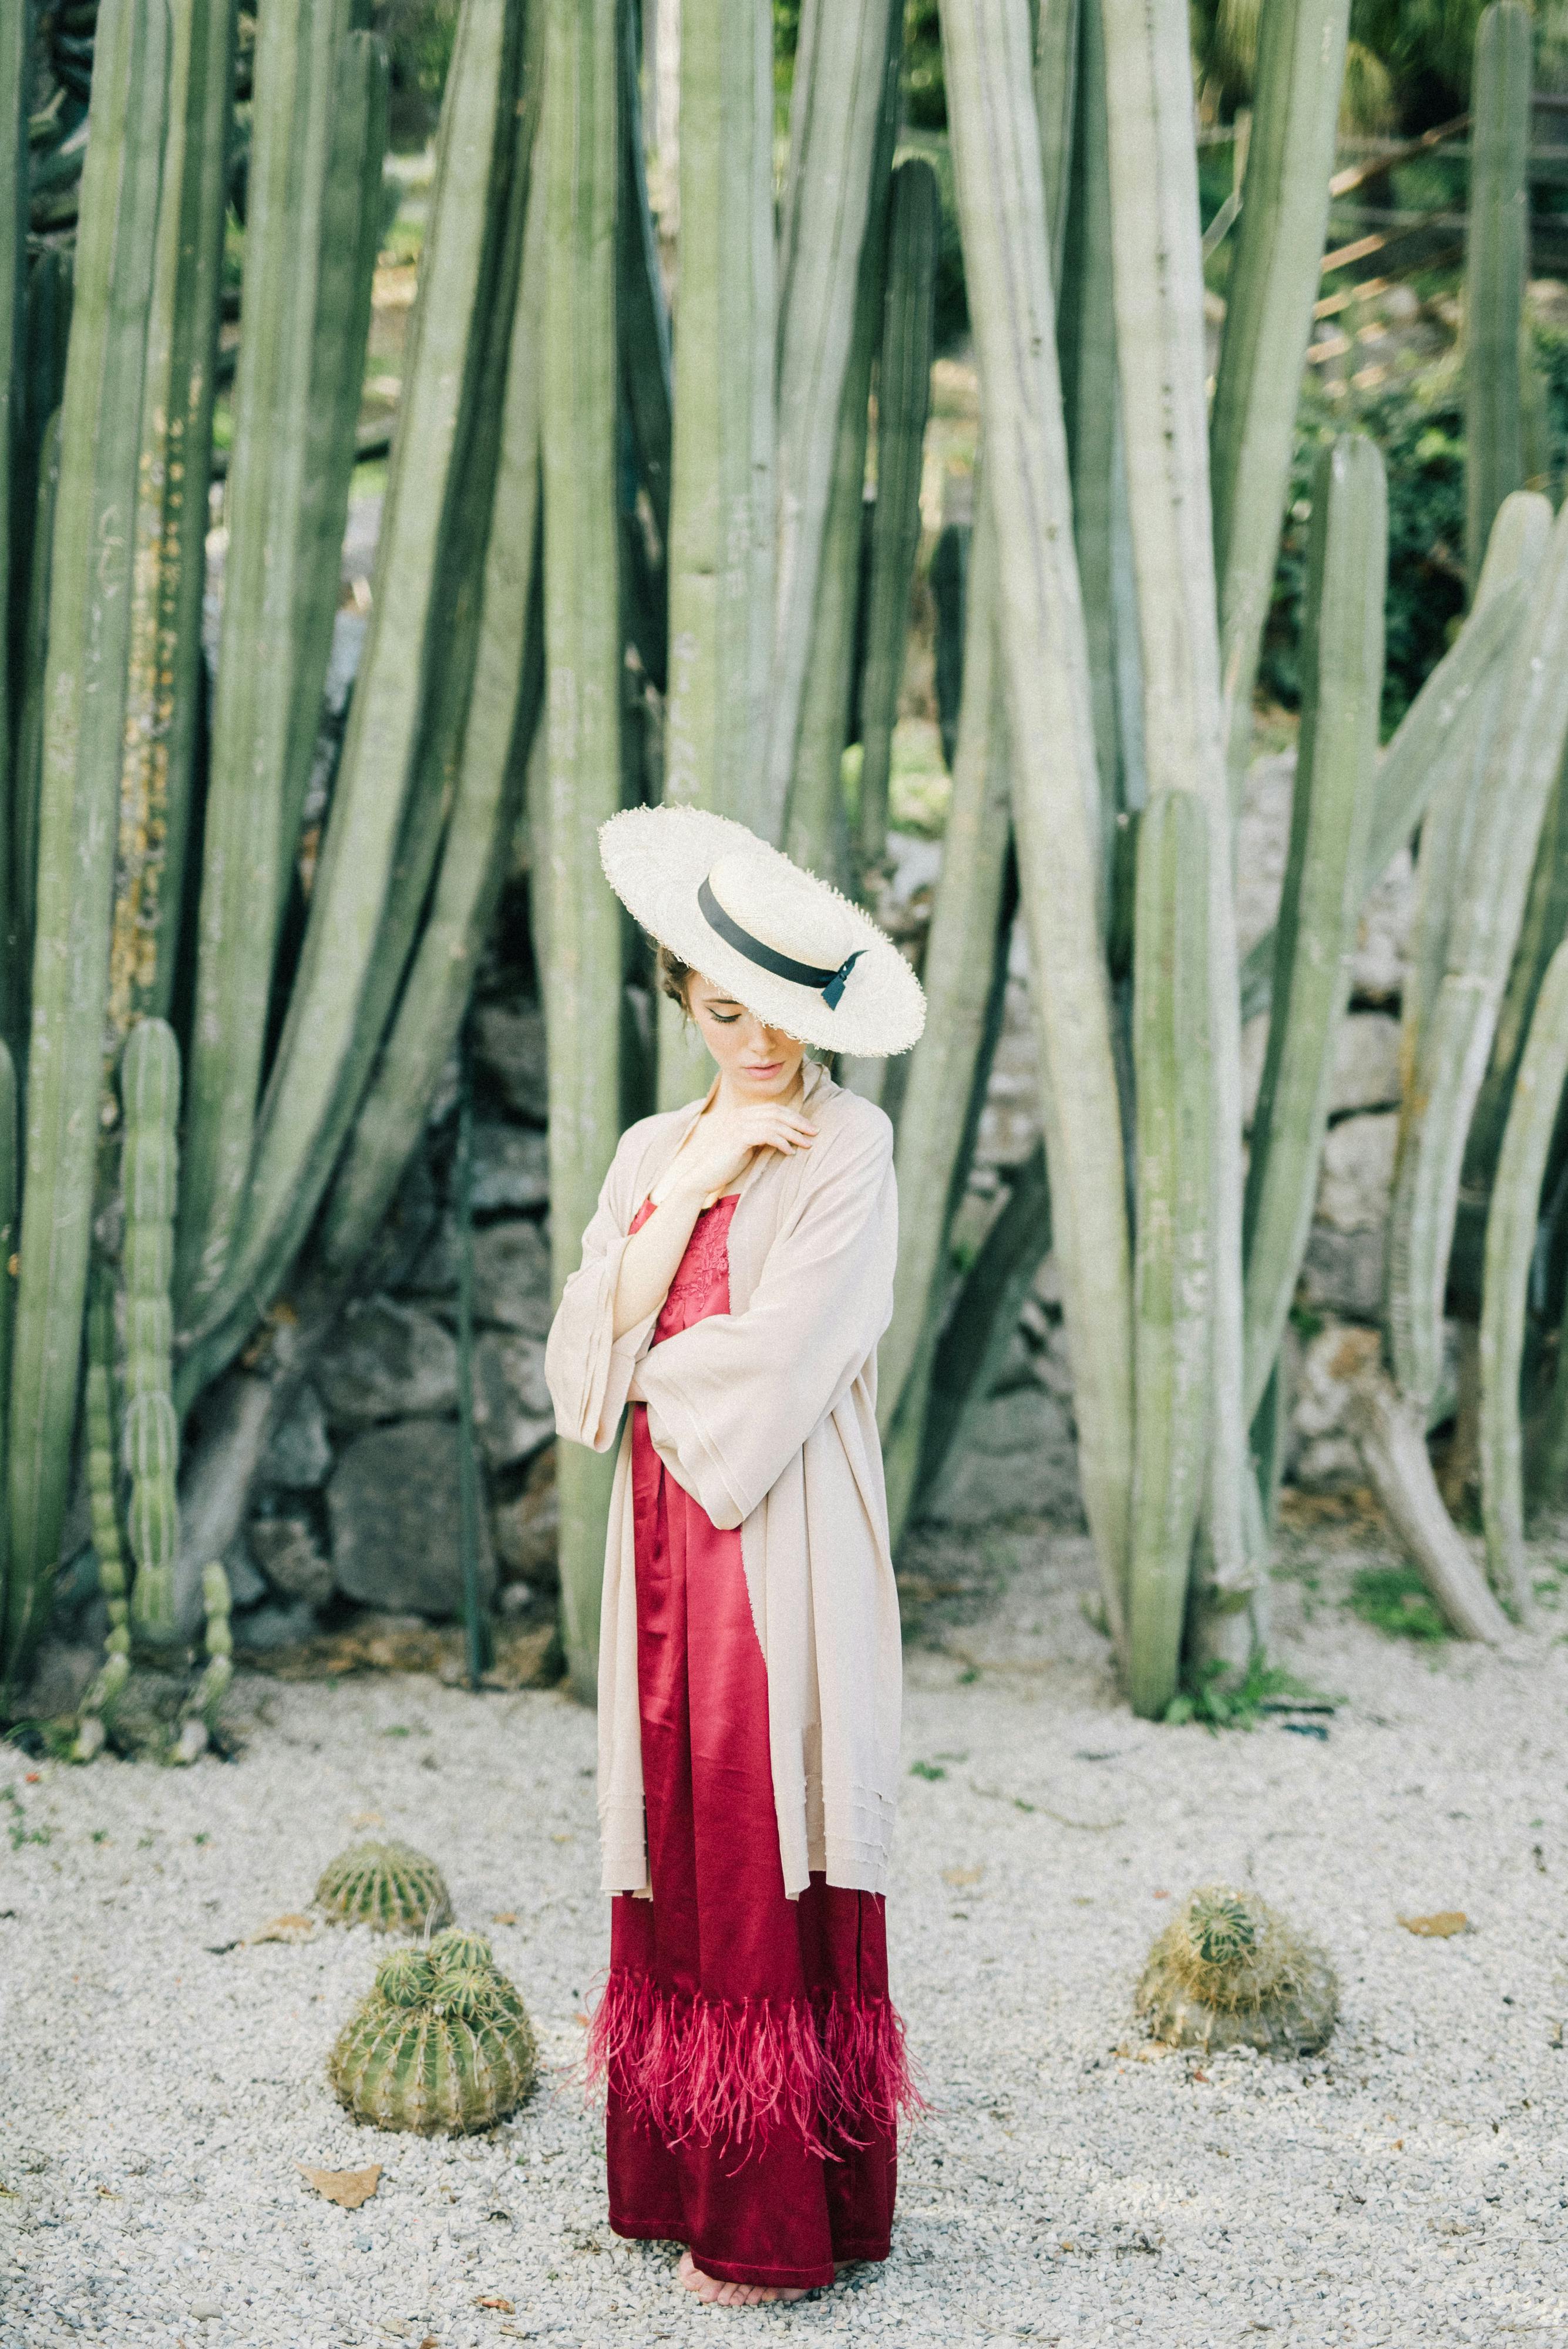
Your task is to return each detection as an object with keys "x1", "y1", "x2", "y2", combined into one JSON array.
[{"x1": 587, "y1": 1191, "x2": 917, "y2": 2290}]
